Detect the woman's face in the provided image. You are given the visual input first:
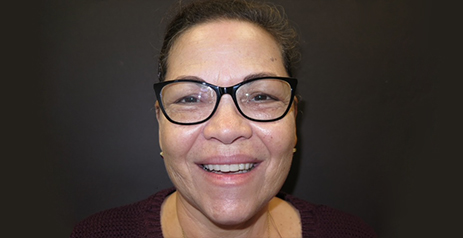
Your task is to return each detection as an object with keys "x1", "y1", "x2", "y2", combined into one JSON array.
[{"x1": 157, "y1": 20, "x2": 297, "y2": 225}]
